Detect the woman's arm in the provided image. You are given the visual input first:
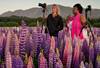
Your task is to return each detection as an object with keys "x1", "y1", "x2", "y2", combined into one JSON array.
[{"x1": 57, "y1": 16, "x2": 63, "y2": 31}]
